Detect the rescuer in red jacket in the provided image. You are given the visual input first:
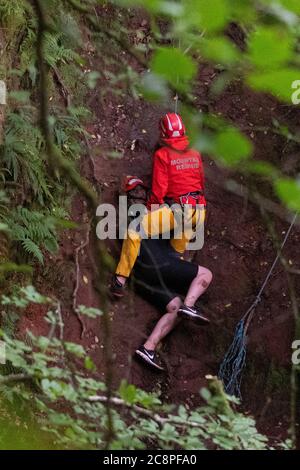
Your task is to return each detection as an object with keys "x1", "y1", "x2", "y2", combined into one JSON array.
[
  {"x1": 147, "y1": 115, "x2": 205, "y2": 209},
  {"x1": 111, "y1": 113, "x2": 206, "y2": 319}
]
